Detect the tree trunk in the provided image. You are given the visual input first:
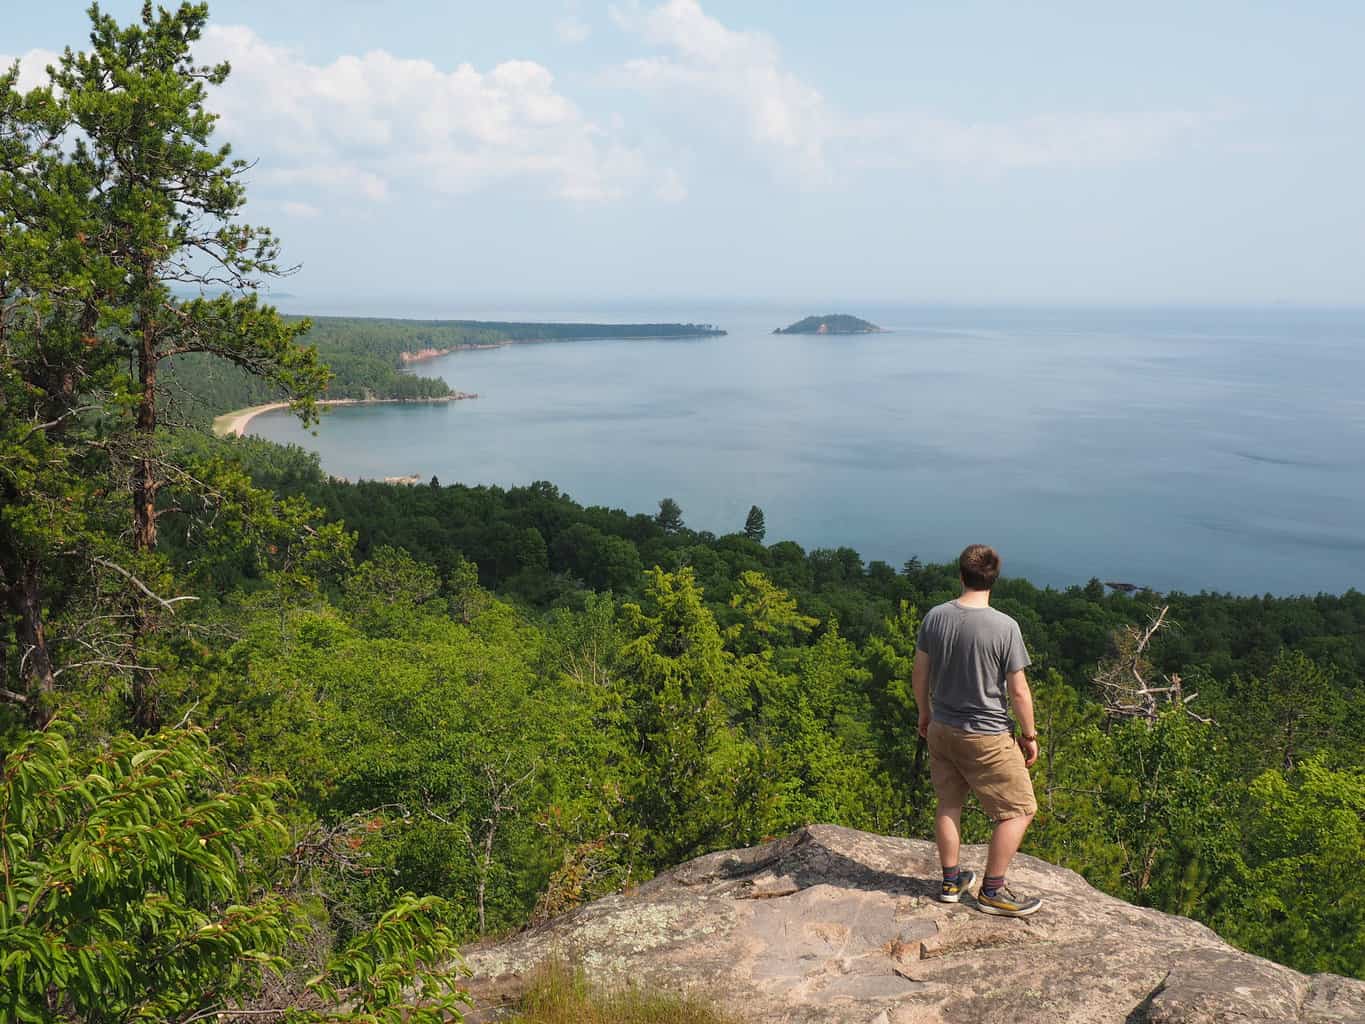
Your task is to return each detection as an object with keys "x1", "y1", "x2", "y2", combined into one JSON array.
[
  {"x1": 1138, "y1": 844, "x2": 1158, "y2": 898},
  {"x1": 14, "y1": 561, "x2": 56, "y2": 728},
  {"x1": 126, "y1": 287, "x2": 163, "y2": 734},
  {"x1": 133, "y1": 310, "x2": 159, "y2": 553},
  {"x1": 128, "y1": 670, "x2": 160, "y2": 734},
  {"x1": 478, "y1": 822, "x2": 496, "y2": 935}
]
